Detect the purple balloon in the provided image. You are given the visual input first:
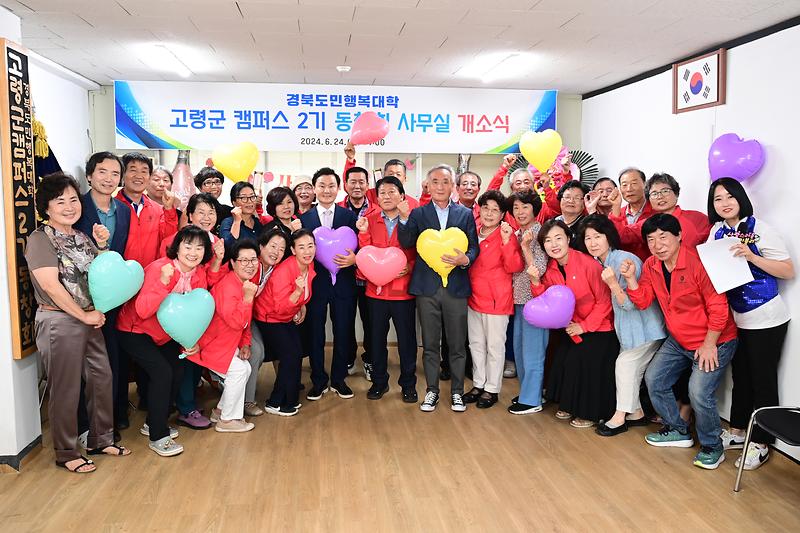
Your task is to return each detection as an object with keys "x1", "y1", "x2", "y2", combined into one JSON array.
[
  {"x1": 312, "y1": 226, "x2": 358, "y2": 285},
  {"x1": 523, "y1": 285, "x2": 576, "y2": 329},
  {"x1": 708, "y1": 133, "x2": 765, "y2": 182}
]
